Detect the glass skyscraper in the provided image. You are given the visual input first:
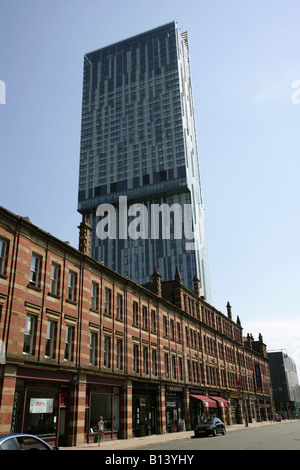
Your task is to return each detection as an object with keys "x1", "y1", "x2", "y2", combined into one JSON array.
[{"x1": 78, "y1": 22, "x2": 211, "y2": 303}]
